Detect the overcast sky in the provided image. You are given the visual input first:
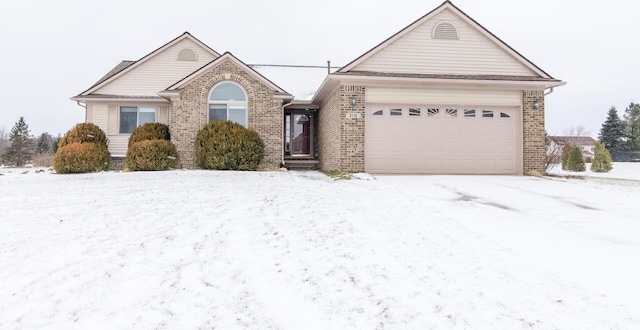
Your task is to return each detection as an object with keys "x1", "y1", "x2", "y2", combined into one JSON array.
[{"x1": 1, "y1": 0, "x2": 638, "y2": 138}]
